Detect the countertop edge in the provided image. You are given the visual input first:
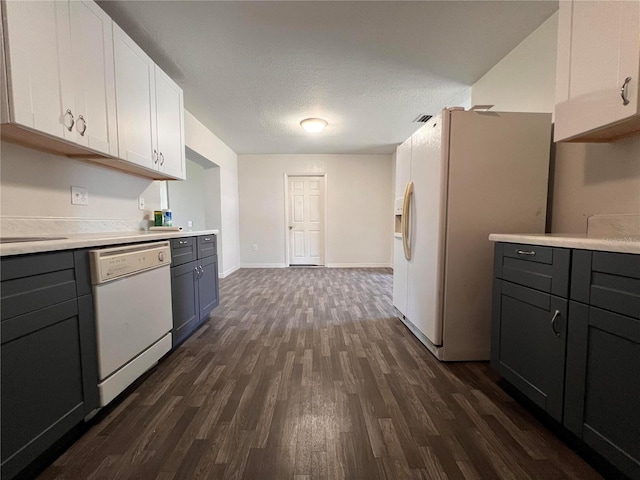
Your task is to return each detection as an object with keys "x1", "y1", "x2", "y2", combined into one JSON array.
[
  {"x1": 0, "y1": 230, "x2": 219, "y2": 257},
  {"x1": 489, "y1": 233, "x2": 640, "y2": 254}
]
